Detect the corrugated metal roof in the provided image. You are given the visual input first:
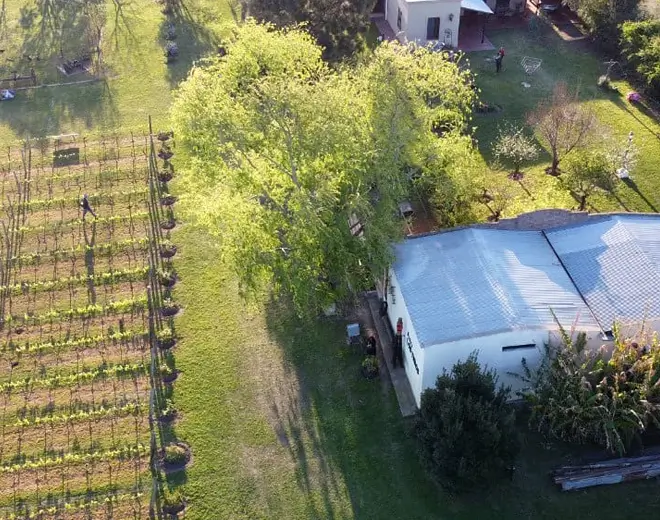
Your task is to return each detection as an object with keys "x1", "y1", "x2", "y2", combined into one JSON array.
[
  {"x1": 545, "y1": 215, "x2": 660, "y2": 331},
  {"x1": 392, "y1": 229, "x2": 600, "y2": 348}
]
